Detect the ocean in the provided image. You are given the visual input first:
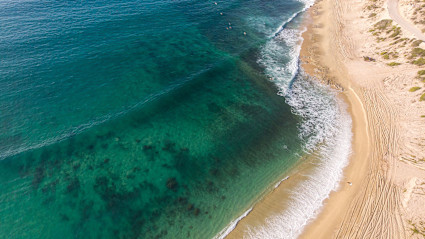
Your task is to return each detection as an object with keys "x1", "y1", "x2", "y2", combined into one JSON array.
[{"x1": 0, "y1": 0, "x2": 351, "y2": 238}]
